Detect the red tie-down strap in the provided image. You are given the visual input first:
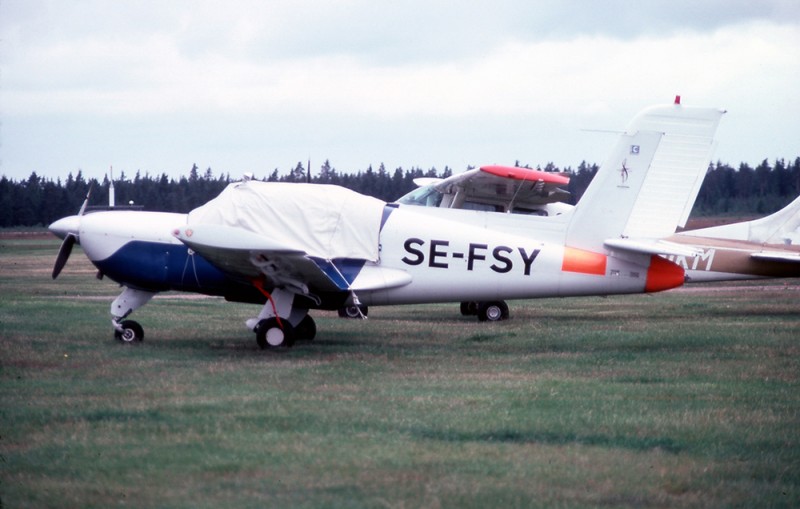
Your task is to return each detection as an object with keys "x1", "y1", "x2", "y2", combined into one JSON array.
[{"x1": 251, "y1": 277, "x2": 284, "y2": 329}]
